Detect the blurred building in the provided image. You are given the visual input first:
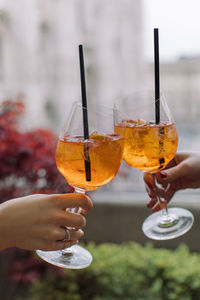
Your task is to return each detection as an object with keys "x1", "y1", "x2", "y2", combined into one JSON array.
[
  {"x1": 0, "y1": 0, "x2": 144, "y2": 130},
  {"x1": 161, "y1": 56, "x2": 200, "y2": 126},
  {"x1": 144, "y1": 56, "x2": 200, "y2": 152},
  {"x1": 145, "y1": 56, "x2": 200, "y2": 126}
]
